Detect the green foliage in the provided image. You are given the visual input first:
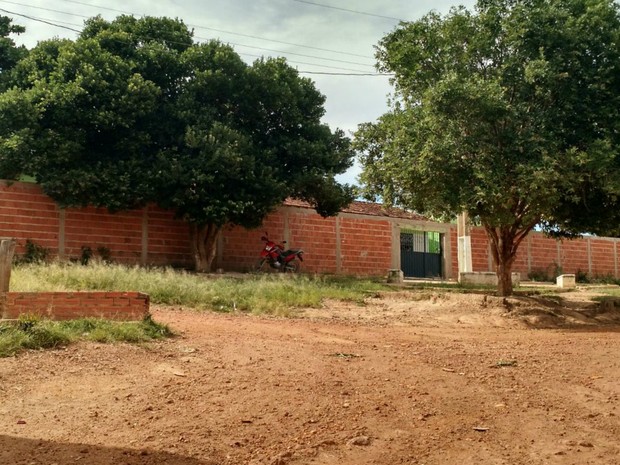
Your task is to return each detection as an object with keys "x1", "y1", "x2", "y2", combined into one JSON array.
[
  {"x1": 97, "y1": 246, "x2": 112, "y2": 262},
  {"x1": 355, "y1": 0, "x2": 620, "y2": 295},
  {"x1": 10, "y1": 262, "x2": 392, "y2": 315},
  {"x1": 14, "y1": 239, "x2": 49, "y2": 264},
  {"x1": 357, "y1": 0, "x2": 620, "y2": 232},
  {"x1": 0, "y1": 15, "x2": 28, "y2": 90},
  {"x1": 0, "y1": 315, "x2": 173, "y2": 357},
  {"x1": 527, "y1": 262, "x2": 563, "y2": 282},
  {"x1": 575, "y1": 271, "x2": 620, "y2": 285},
  {"x1": 0, "y1": 15, "x2": 354, "y2": 272},
  {"x1": 80, "y1": 246, "x2": 93, "y2": 265}
]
